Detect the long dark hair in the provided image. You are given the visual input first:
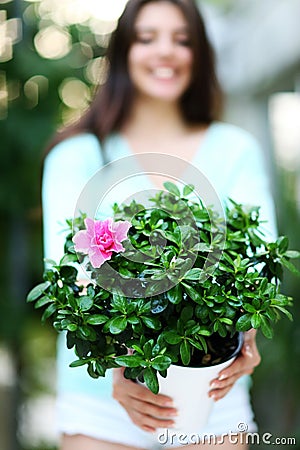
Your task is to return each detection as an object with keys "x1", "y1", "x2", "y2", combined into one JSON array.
[{"x1": 47, "y1": 0, "x2": 223, "y2": 151}]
